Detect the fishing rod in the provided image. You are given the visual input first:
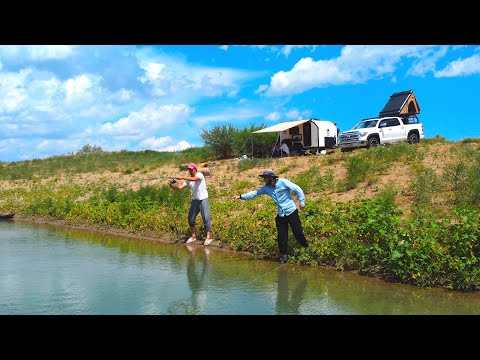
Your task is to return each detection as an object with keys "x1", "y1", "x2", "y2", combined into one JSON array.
[{"x1": 158, "y1": 176, "x2": 178, "y2": 185}]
